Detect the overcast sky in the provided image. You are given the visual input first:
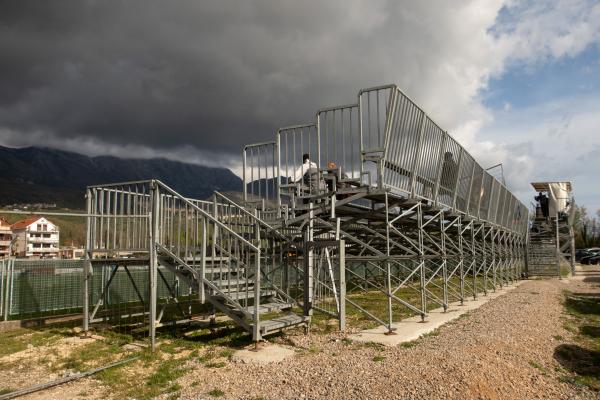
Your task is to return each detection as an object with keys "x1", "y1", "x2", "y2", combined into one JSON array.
[{"x1": 0, "y1": 0, "x2": 599, "y2": 211}]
